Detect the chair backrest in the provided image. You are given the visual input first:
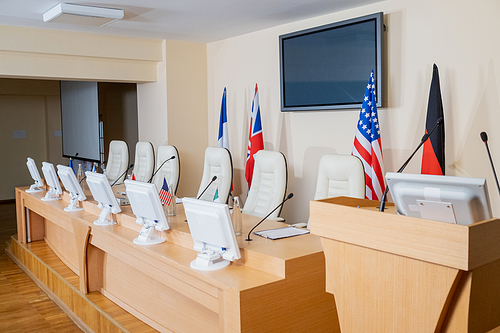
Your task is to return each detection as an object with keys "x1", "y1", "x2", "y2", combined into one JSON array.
[
  {"x1": 132, "y1": 142, "x2": 155, "y2": 182},
  {"x1": 153, "y1": 145, "x2": 180, "y2": 195},
  {"x1": 197, "y1": 147, "x2": 233, "y2": 203},
  {"x1": 313, "y1": 154, "x2": 365, "y2": 200},
  {"x1": 243, "y1": 150, "x2": 287, "y2": 219},
  {"x1": 307, "y1": 154, "x2": 365, "y2": 228},
  {"x1": 105, "y1": 140, "x2": 129, "y2": 183}
]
